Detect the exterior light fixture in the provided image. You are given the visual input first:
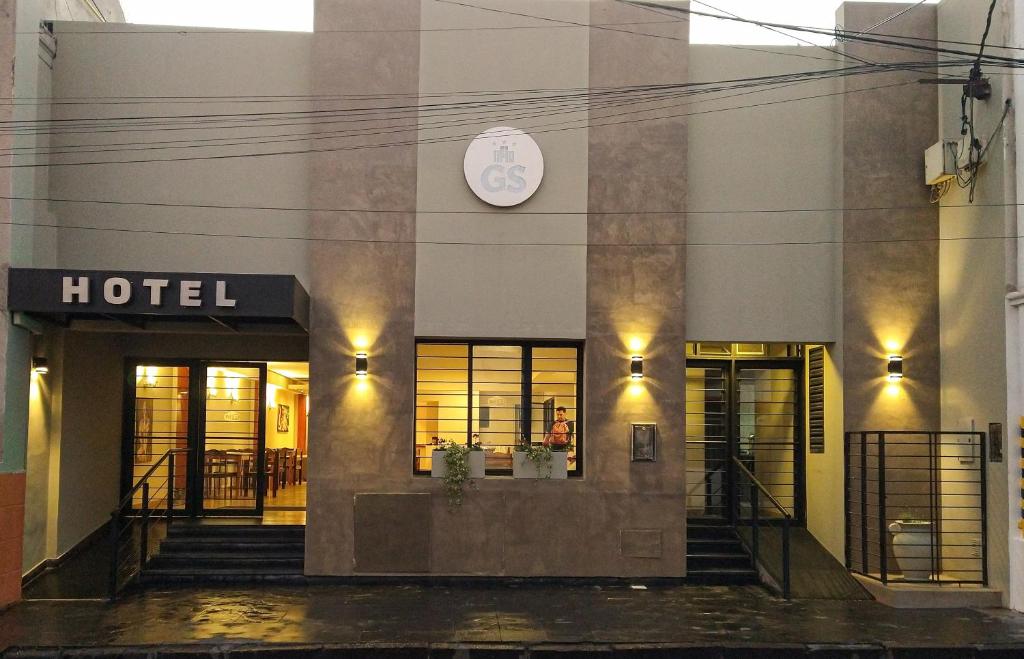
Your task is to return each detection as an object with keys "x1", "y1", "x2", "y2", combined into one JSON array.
[
  {"x1": 355, "y1": 352, "x2": 368, "y2": 378},
  {"x1": 630, "y1": 355, "x2": 644, "y2": 380},
  {"x1": 32, "y1": 357, "x2": 49, "y2": 375},
  {"x1": 887, "y1": 355, "x2": 904, "y2": 382}
]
